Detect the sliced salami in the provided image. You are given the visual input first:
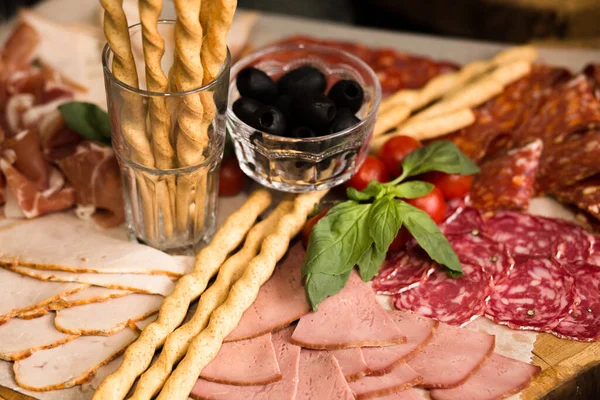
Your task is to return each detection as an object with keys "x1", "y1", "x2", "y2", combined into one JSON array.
[
  {"x1": 589, "y1": 237, "x2": 600, "y2": 266},
  {"x1": 372, "y1": 247, "x2": 435, "y2": 295},
  {"x1": 393, "y1": 262, "x2": 493, "y2": 326},
  {"x1": 440, "y1": 206, "x2": 487, "y2": 237},
  {"x1": 552, "y1": 174, "x2": 600, "y2": 222},
  {"x1": 534, "y1": 217, "x2": 593, "y2": 263},
  {"x1": 485, "y1": 255, "x2": 575, "y2": 331}
]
